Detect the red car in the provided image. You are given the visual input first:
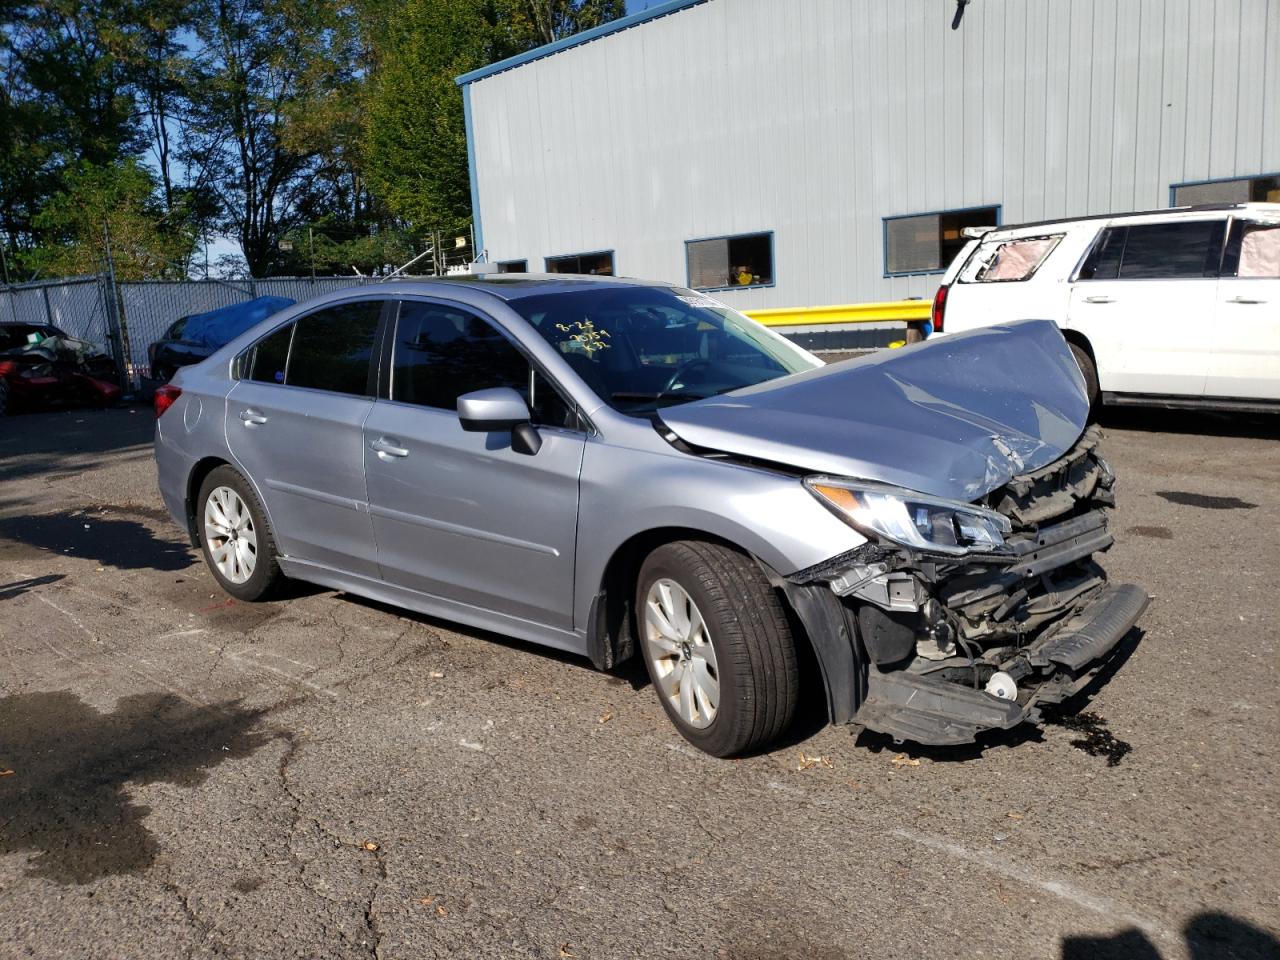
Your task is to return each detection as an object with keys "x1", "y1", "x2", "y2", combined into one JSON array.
[{"x1": 0, "y1": 323, "x2": 121, "y2": 415}]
